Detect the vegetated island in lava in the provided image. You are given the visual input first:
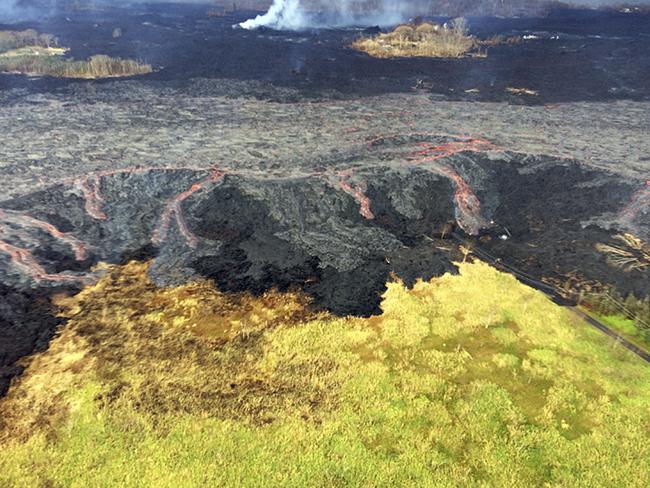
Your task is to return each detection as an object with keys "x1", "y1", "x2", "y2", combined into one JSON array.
[
  {"x1": 352, "y1": 18, "x2": 520, "y2": 58},
  {"x1": 0, "y1": 29, "x2": 152, "y2": 78},
  {"x1": 0, "y1": 2, "x2": 649, "y2": 486}
]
